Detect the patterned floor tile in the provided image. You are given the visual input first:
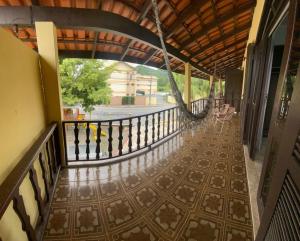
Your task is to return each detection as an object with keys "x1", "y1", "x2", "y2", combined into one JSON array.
[
  {"x1": 173, "y1": 183, "x2": 198, "y2": 207},
  {"x1": 227, "y1": 196, "x2": 252, "y2": 226},
  {"x1": 75, "y1": 181, "x2": 98, "y2": 202},
  {"x1": 151, "y1": 201, "x2": 185, "y2": 238},
  {"x1": 180, "y1": 214, "x2": 223, "y2": 241},
  {"x1": 185, "y1": 169, "x2": 208, "y2": 186},
  {"x1": 122, "y1": 173, "x2": 143, "y2": 190},
  {"x1": 199, "y1": 189, "x2": 226, "y2": 218},
  {"x1": 112, "y1": 223, "x2": 158, "y2": 241},
  {"x1": 74, "y1": 204, "x2": 103, "y2": 236},
  {"x1": 224, "y1": 224, "x2": 253, "y2": 241},
  {"x1": 154, "y1": 173, "x2": 175, "y2": 191},
  {"x1": 196, "y1": 158, "x2": 211, "y2": 170},
  {"x1": 231, "y1": 163, "x2": 246, "y2": 176},
  {"x1": 104, "y1": 197, "x2": 136, "y2": 228},
  {"x1": 209, "y1": 174, "x2": 227, "y2": 190},
  {"x1": 44, "y1": 206, "x2": 72, "y2": 238},
  {"x1": 52, "y1": 183, "x2": 73, "y2": 204},
  {"x1": 229, "y1": 177, "x2": 248, "y2": 195},
  {"x1": 98, "y1": 180, "x2": 123, "y2": 200},
  {"x1": 43, "y1": 117, "x2": 253, "y2": 241},
  {"x1": 134, "y1": 186, "x2": 159, "y2": 209}
]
